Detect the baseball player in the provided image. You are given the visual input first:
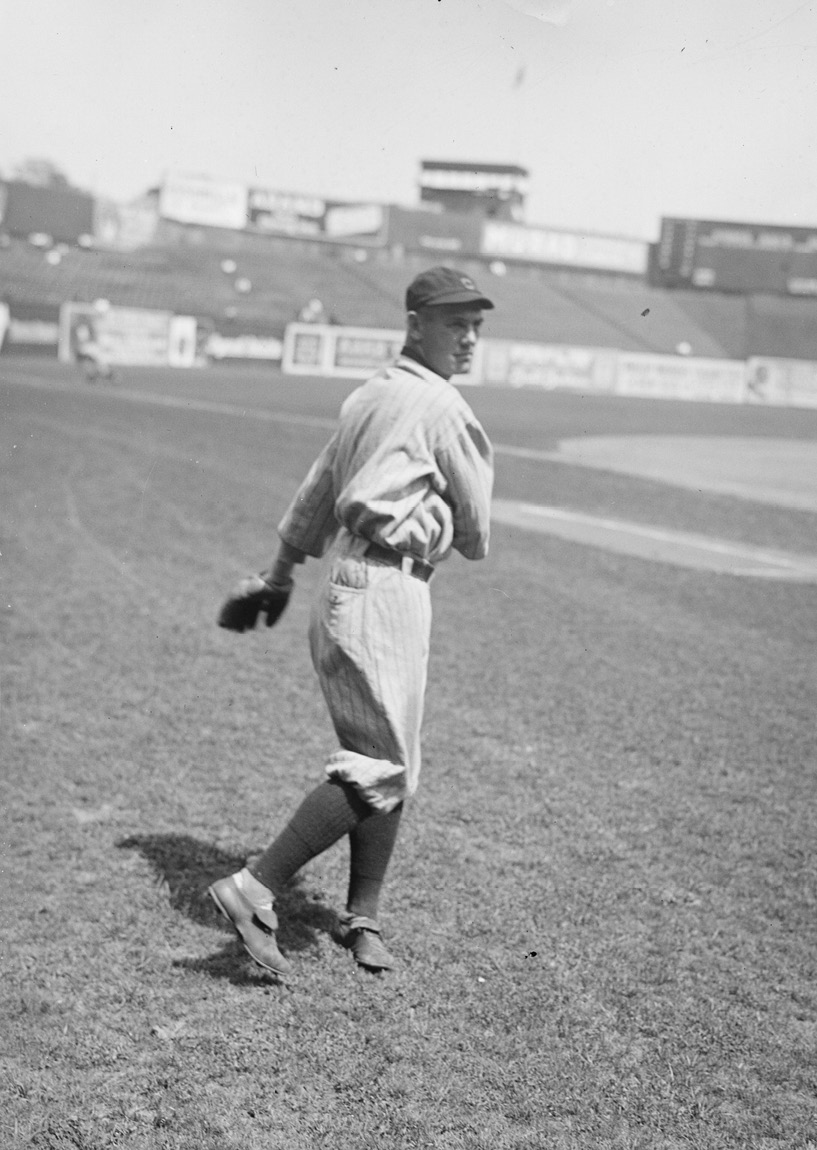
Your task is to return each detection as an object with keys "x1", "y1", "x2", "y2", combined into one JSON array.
[{"x1": 209, "y1": 266, "x2": 495, "y2": 976}]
